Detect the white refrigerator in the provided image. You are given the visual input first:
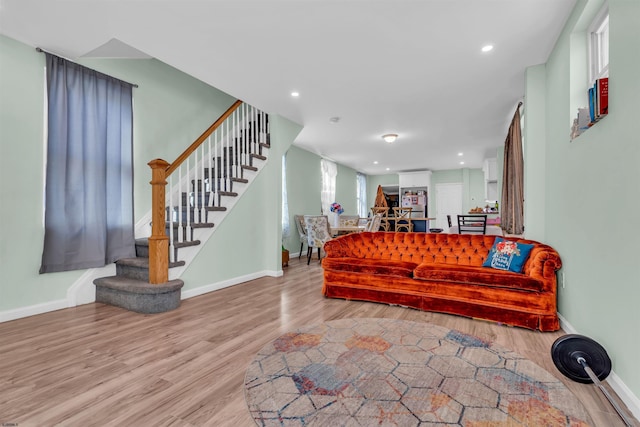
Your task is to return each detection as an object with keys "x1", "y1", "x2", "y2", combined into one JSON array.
[{"x1": 401, "y1": 192, "x2": 427, "y2": 217}]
